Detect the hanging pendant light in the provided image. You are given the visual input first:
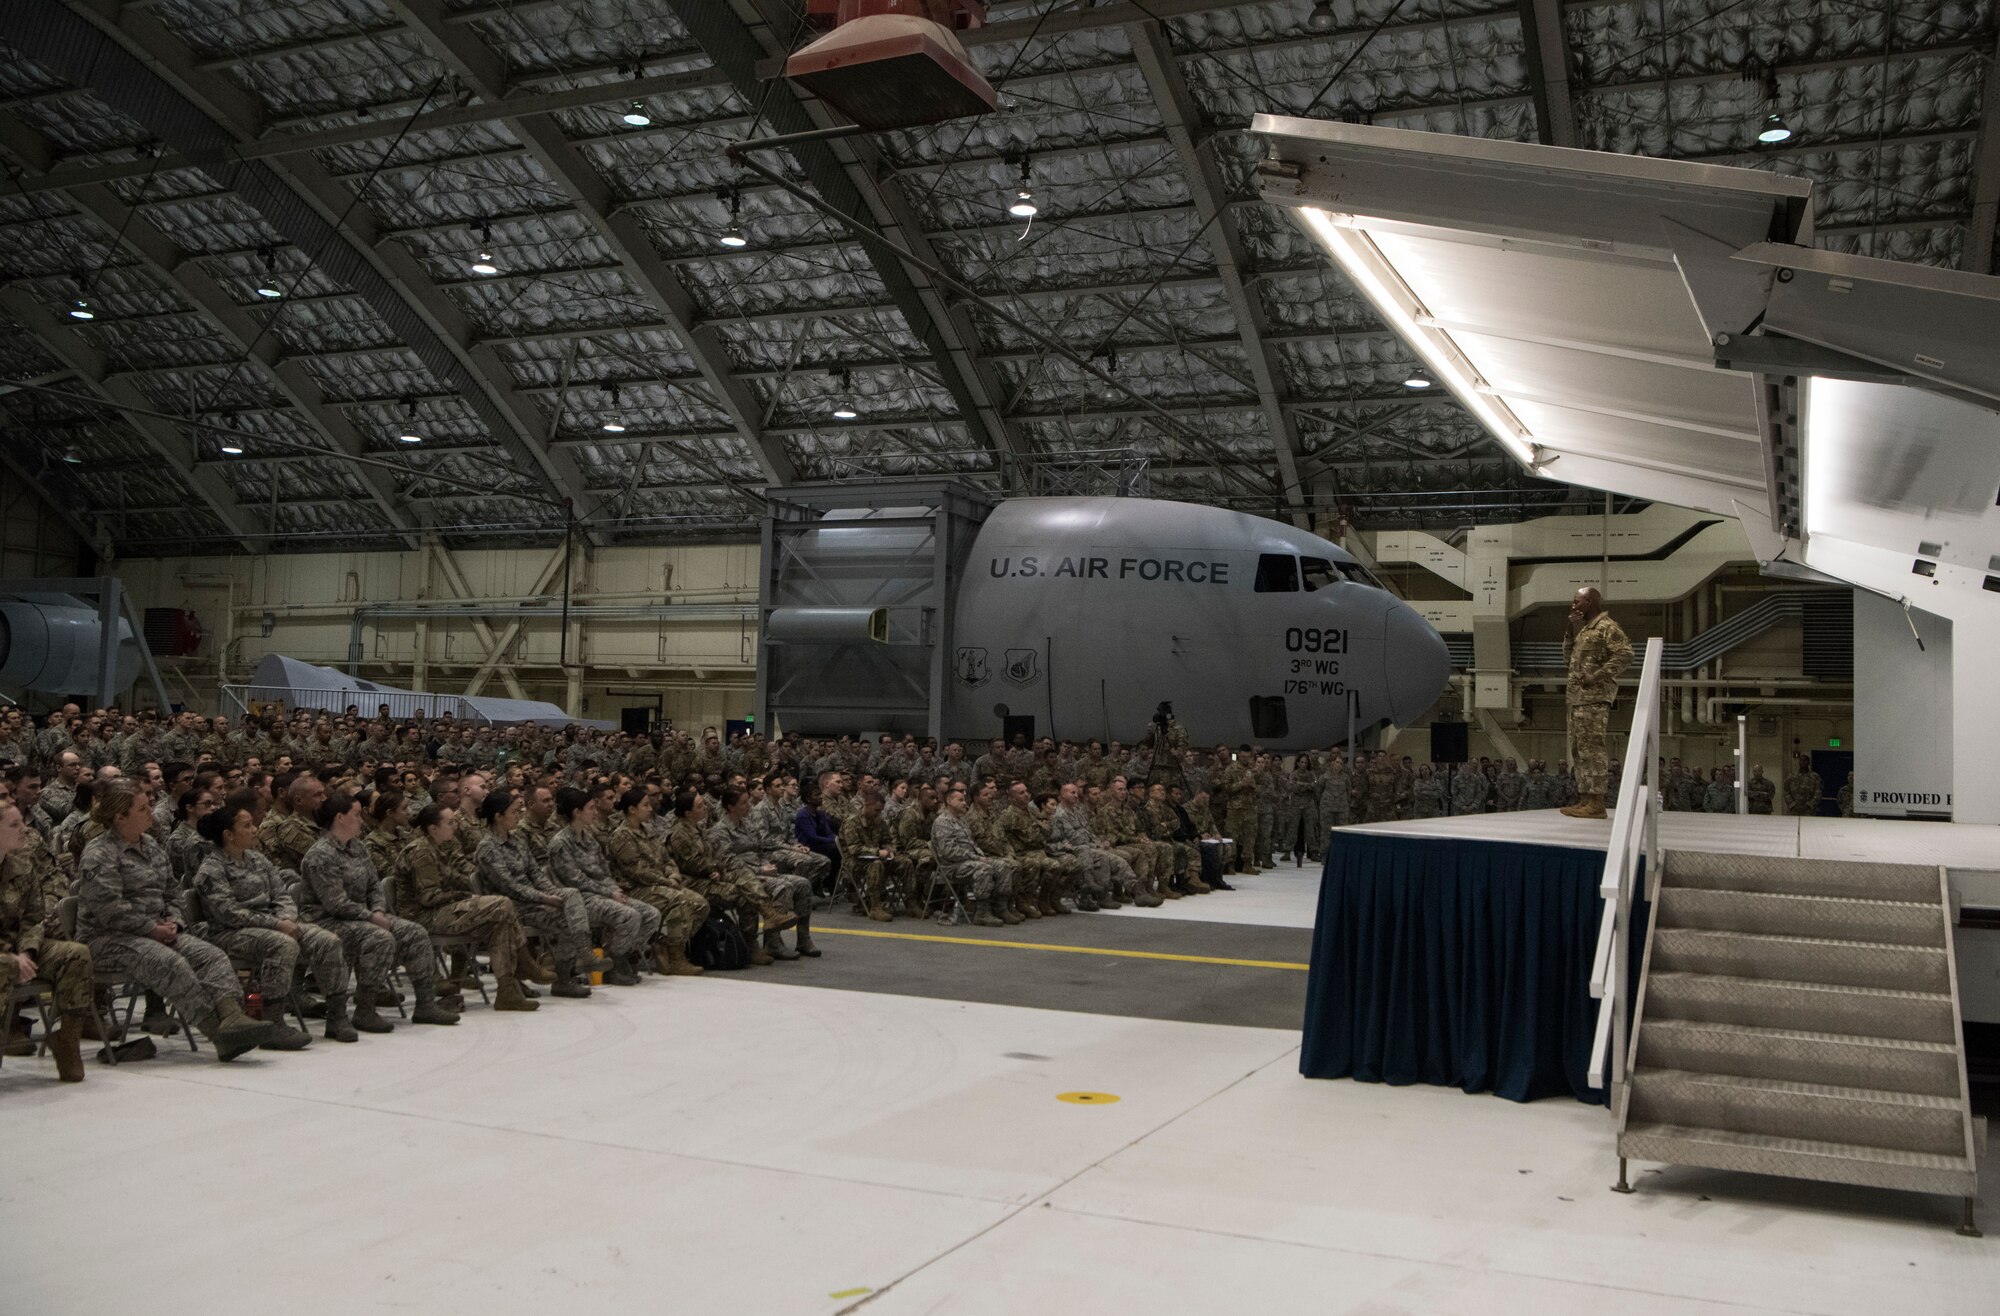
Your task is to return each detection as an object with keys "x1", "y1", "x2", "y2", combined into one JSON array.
[
  {"x1": 254, "y1": 246, "x2": 283, "y2": 299},
  {"x1": 1007, "y1": 156, "x2": 1038, "y2": 218},
  {"x1": 1306, "y1": 0, "x2": 1338, "y2": 34},
  {"x1": 831, "y1": 369, "x2": 858, "y2": 421},
  {"x1": 468, "y1": 218, "x2": 500, "y2": 275},
  {"x1": 718, "y1": 189, "x2": 749, "y2": 248},
  {"x1": 601, "y1": 382, "x2": 627, "y2": 433},
  {"x1": 397, "y1": 396, "x2": 424, "y2": 444}
]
